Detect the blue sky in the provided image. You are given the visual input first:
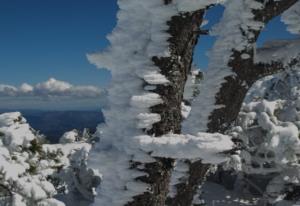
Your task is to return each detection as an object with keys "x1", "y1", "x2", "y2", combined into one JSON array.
[
  {"x1": 0, "y1": 1, "x2": 298, "y2": 110},
  {"x1": 0, "y1": 0, "x2": 117, "y2": 87},
  {"x1": 194, "y1": 5, "x2": 299, "y2": 69}
]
